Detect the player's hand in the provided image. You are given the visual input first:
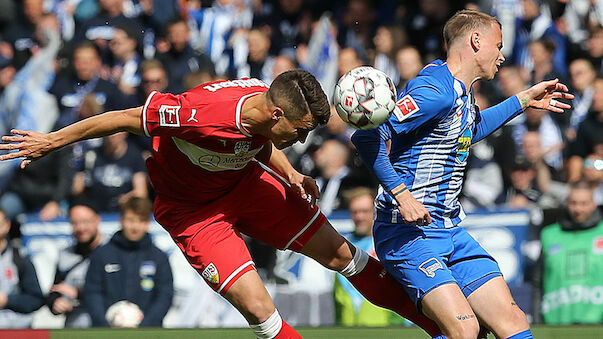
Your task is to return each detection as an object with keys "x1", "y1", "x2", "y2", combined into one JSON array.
[
  {"x1": 288, "y1": 172, "x2": 320, "y2": 207},
  {"x1": 517, "y1": 78, "x2": 574, "y2": 113},
  {"x1": 52, "y1": 297, "x2": 74, "y2": 314},
  {"x1": 0, "y1": 129, "x2": 55, "y2": 168},
  {"x1": 395, "y1": 190, "x2": 432, "y2": 226}
]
